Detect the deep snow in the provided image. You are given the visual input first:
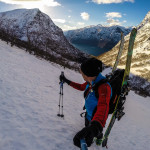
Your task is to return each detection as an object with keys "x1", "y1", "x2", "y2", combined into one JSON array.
[{"x1": 0, "y1": 39, "x2": 150, "y2": 150}]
